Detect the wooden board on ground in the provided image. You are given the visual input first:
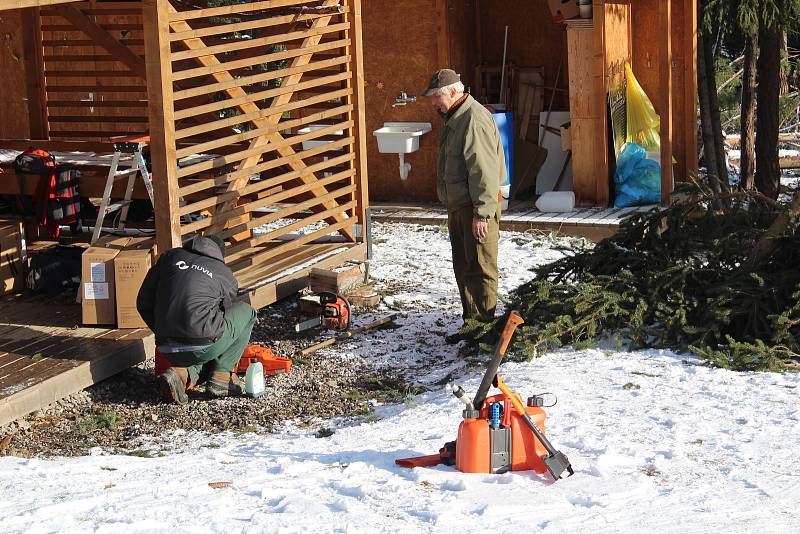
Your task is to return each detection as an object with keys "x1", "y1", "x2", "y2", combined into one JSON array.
[
  {"x1": 309, "y1": 262, "x2": 366, "y2": 294},
  {"x1": 0, "y1": 294, "x2": 154, "y2": 426}
]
